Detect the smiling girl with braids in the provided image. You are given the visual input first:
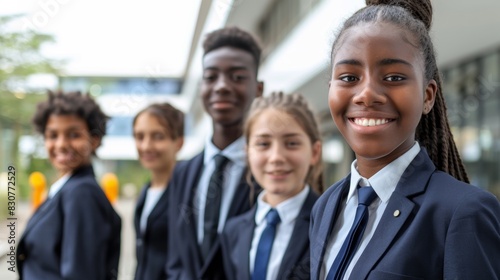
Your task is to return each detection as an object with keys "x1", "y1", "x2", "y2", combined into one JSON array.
[{"x1": 309, "y1": 0, "x2": 500, "y2": 279}]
